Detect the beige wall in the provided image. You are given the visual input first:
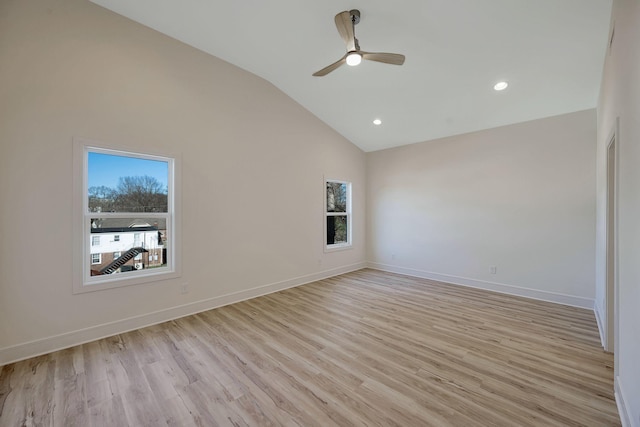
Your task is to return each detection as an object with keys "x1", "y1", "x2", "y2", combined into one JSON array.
[
  {"x1": 367, "y1": 110, "x2": 597, "y2": 307},
  {"x1": 596, "y1": 0, "x2": 640, "y2": 424},
  {"x1": 0, "y1": 0, "x2": 365, "y2": 362}
]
